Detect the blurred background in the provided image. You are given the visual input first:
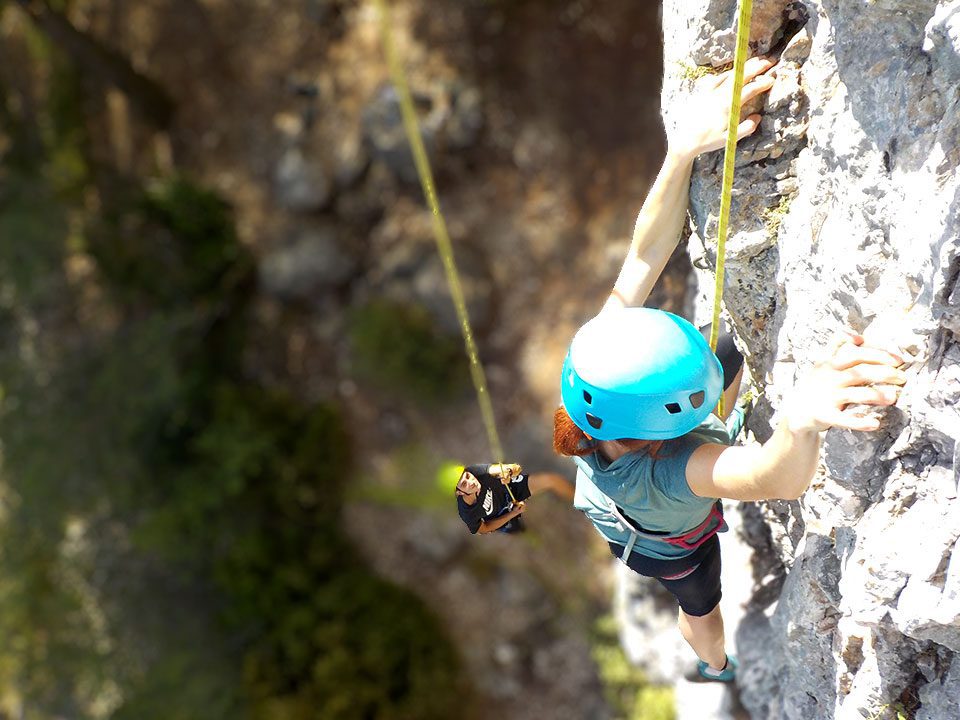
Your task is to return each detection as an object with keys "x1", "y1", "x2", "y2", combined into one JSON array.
[{"x1": 0, "y1": 0, "x2": 697, "y2": 717}]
